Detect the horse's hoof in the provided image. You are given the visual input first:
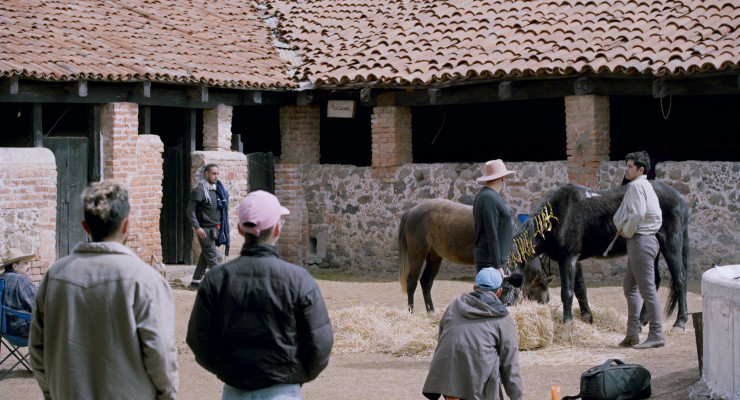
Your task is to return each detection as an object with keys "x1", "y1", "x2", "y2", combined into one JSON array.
[
  {"x1": 670, "y1": 326, "x2": 686, "y2": 335},
  {"x1": 580, "y1": 312, "x2": 593, "y2": 324},
  {"x1": 426, "y1": 309, "x2": 436, "y2": 316}
]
